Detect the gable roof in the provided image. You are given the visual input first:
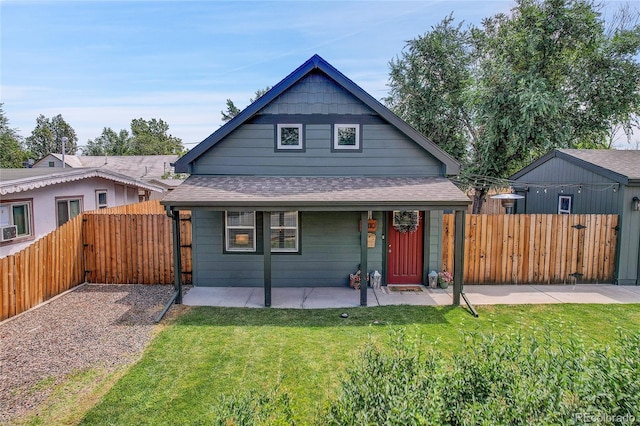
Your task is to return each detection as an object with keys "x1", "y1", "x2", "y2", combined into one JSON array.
[
  {"x1": 511, "y1": 149, "x2": 640, "y2": 185},
  {"x1": 0, "y1": 168, "x2": 163, "y2": 196},
  {"x1": 35, "y1": 154, "x2": 180, "y2": 180},
  {"x1": 174, "y1": 54, "x2": 460, "y2": 175}
]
